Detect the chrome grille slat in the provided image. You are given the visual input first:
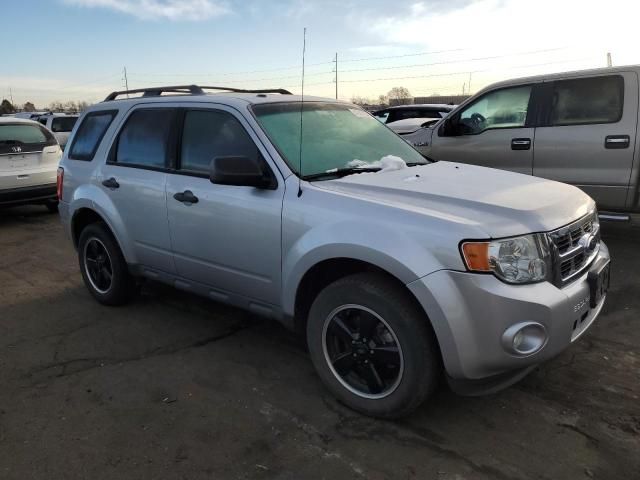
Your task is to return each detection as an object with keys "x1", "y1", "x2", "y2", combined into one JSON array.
[{"x1": 547, "y1": 212, "x2": 599, "y2": 286}]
